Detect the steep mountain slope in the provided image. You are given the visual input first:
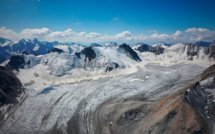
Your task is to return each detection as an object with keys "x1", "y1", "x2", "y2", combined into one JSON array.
[
  {"x1": 0, "y1": 46, "x2": 10, "y2": 64},
  {"x1": 0, "y1": 37, "x2": 13, "y2": 47},
  {"x1": 90, "y1": 43, "x2": 101, "y2": 47},
  {"x1": 0, "y1": 66, "x2": 24, "y2": 106},
  {"x1": 2, "y1": 44, "x2": 141, "y2": 90},
  {"x1": 194, "y1": 41, "x2": 213, "y2": 47},
  {"x1": 133, "y1": 43, "x2": 165, "y2": 55},
  {"x1": 1, "y1": 37, "x2": 215, "y2": 134},
  {"x1": 3, "y1": 39, "x2": 55, "y2": 55},
  {"x1": 152, "y1": 42, "x2": 171, "y2": 48},
  {"x1": 134, "y1": 43, "x2": 215, "y2": 66},
  {"x1": 132, "y1": 43, "x2": 151, "y2": 52}
]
